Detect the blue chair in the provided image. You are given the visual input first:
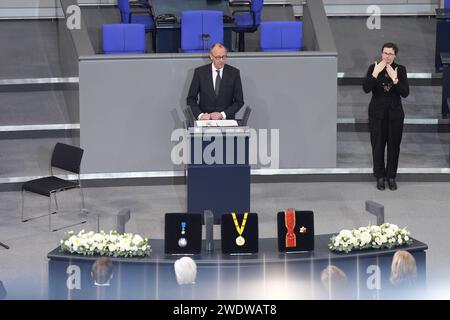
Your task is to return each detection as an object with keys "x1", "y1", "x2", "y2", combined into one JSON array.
[
  {"x1": 232, "y1": 0, "x2": 264, "y2": 52},
  {"x1": 445, "y1": 0, "x2": 450, "y2": 8},
  {"x1": 102, "y1": 24, "x2": 146, "y2": 54},
  {"x1": 118, "y1": 0, "x2": 156, "y2": 52},
  {"x1": 181, "y1": 10, "x2": 223, "y2": 53},
  {"x1": 260, "y1": 21, "x2": 302, "y2": 52}
]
